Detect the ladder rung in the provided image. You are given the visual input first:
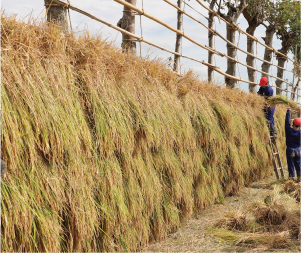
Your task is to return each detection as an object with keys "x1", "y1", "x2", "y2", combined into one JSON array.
[{"x1": 268, "y1": 132, "x2": 283, "y2": 178}]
